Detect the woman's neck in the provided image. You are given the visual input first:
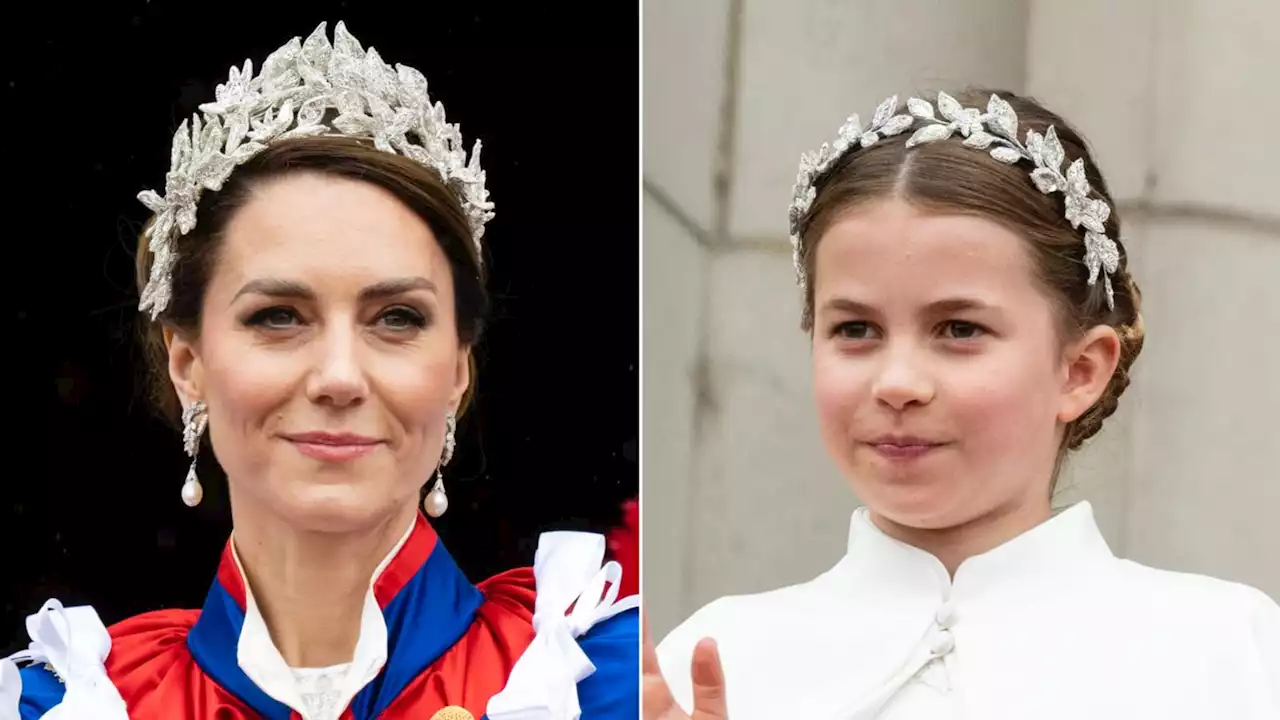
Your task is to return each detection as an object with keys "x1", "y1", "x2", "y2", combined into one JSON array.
[
  {"x1": 229, "y1": 501, "x2": 418, "y2": 668},
  {"x1": 870, "y1": 492, "x2": 1053, "y2": 578}
]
